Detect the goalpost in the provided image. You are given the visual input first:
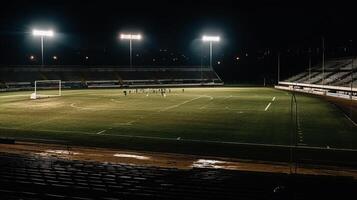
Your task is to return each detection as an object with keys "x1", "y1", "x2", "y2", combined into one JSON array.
[{"x1": 30, "y1": 80, "x2": 62, "y2": 100}]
